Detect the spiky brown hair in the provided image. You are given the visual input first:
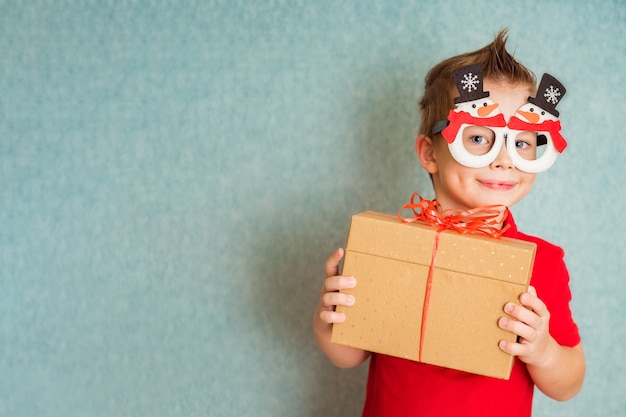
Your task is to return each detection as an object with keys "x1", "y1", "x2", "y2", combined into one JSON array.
[{"x1": 418, "y1": 29, "x2": 537, "y2": 137}]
